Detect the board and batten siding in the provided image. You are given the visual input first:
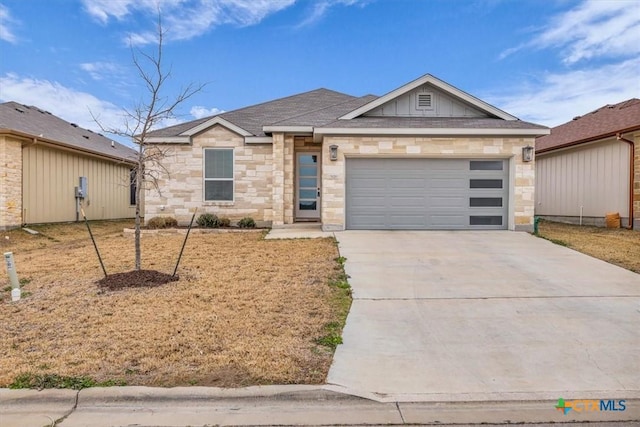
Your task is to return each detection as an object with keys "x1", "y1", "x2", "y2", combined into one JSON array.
[
  {"x1": 535, "y1": 138, "x2": 630, "y2": 223},
  {"x1": 364, "y1": 84, "x2": 488, "y2": 118},
  {"x1": 22, "y1": 144, "x2": 136, "y2": 224}
]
